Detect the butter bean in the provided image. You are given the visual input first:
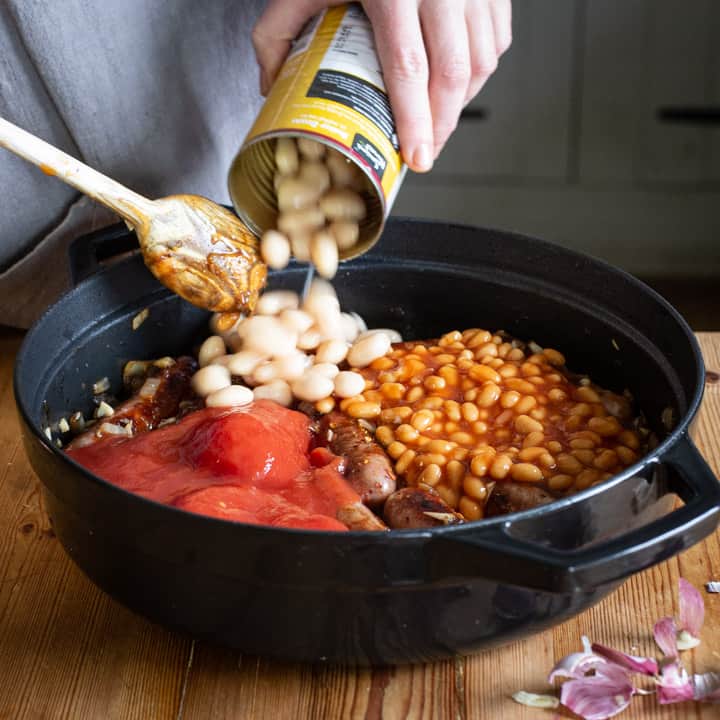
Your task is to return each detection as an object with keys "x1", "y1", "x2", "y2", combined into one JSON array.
[
  {"x1": 299, "y1": 161, "x2": 330, "y2": 195},
  {"x1": 291, "y1": 371, "x2": 334, "y2": 402},
  {"x1": 277, "y1": 207, "x2": 325, "y2": 236},
  {"x1": 340, "y1": 313, "x2": 360, "y2": 342},
  {"x1": 347, "y1": 332, "x2": 391, "y2": 368},
  {"x1": 279, "y1": 309, "x2": 314, "y2": 334},
  {"x1": 297, "y1": 328, "x2": 322, "y2": 351},
  {"x1": 312, "y1": 362, "x2": 340, "y2": 379},
  {"x1": 238, "y1": 316, "x2": 298, "y2": 357},
  {"x1": 255, "y1": 290, "x2": 299, "y2": 316},
  {"x1": 260, "y1": 229, "x2": 291, "y2": 270},
  {"x1": 319, "y1": 188, "x2": 366, "y2": 222},
  {"x1": 289, "y1": 230, "x2": 311, "y2": 262},
  {"x1": 206, "y1": 384, "x2": 254, "y2": 408},
  {"x1": 334, "y1": 371, "x2": 366, "y2": 398},
  {"x1": 253, "y1": 379, "x2": 293, "y2": 407},
  {"x1": 192, "y1": 365, "x2": 231, "y2": 397},
  {"x1": 329, "y1": 220, "x2": 359, "y2": 251},
  {"x1": 274, "y1": 137, "x2": 298, "y2": 175},
  {"x1": 297, "y1": 137, "x2": 325, "y2": 160},
  {"x1": 357, "y1": 328, "x2": 403, "y2": 343},
  {"x1": 326, "y1": 148, "x2": 365, "y2": 189},
  {"x1": 225, "y1": 350, "x2": 265, "y2": 376},
  {"x1": 310, "y1": 229, "x2": 339, "y2": 279},
  {"x1": 316, "y1": 339, "x2": 349, "y2": 365},
  {"x1": 252, "y1": 361, "x2": 279, "y2": 385},
  {"x1": 274, "y1": 352, "x2": 310, "y2": 381},
  {"x1": 276, "y1": 176, "x2": 321, "y2": 212},
  {"x1": 198, "y1": 335, "x2": 226, "y2": 367}
]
